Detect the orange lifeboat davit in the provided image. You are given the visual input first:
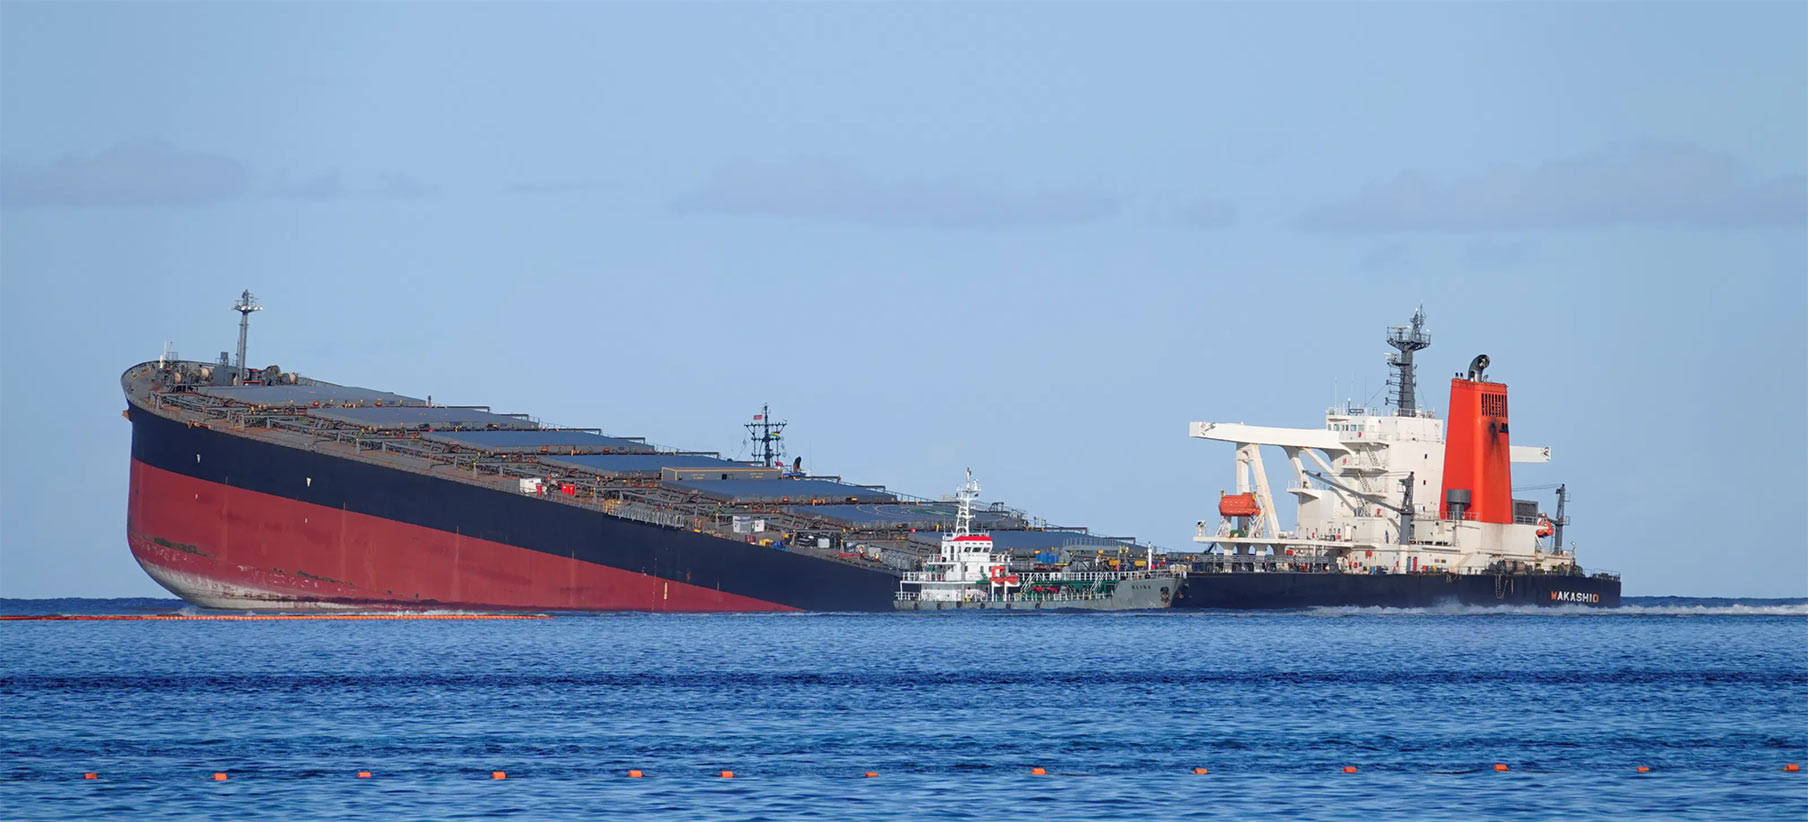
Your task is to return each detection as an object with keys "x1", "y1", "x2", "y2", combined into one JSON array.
[{"x1": 1219, "y1": 493, "x2": 1261, "y2": 518}]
